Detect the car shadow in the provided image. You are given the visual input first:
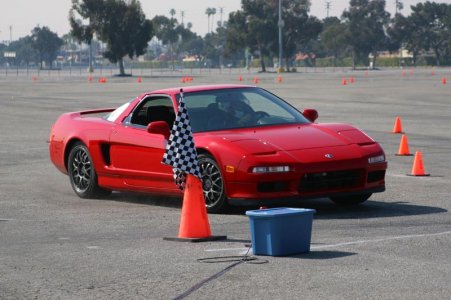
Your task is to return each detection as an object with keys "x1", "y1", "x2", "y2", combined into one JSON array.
[
  {"x1": 107, "y1": 192, "x2": 183, "y2": 209},
  {"x1": 289, "y1": 250, "x2": 357, "y2": 260},
  {"x1": 105, "y1": 193, "x2": 447, "y2": 220},
  {"x1": 215, "y1": 198, "x2": 448, "y2": 220},
  {"x1": 290, "y1": 198, "x2": 448, "y2": 220}
]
